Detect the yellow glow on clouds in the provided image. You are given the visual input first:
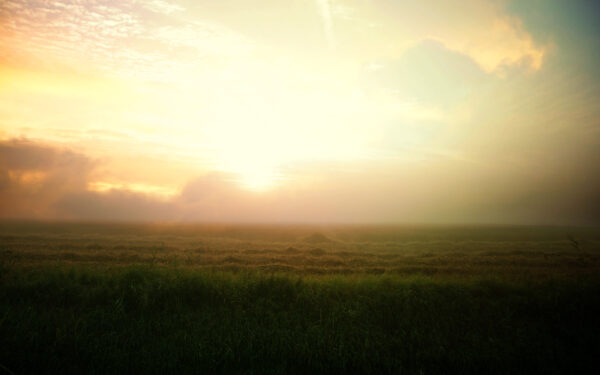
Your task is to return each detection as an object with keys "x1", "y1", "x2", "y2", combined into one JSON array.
[
  {"x1": 0, "y1": 0, "x2": 548, "y2": 195},
  {"x1": 88, "y1": 181, "x2": 178, "y2": 200}
]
